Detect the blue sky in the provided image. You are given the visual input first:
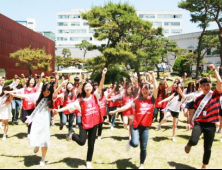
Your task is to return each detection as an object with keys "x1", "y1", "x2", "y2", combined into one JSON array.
[{"x1": 0, "y1": 0, "x2": 218, "y2": 34}]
